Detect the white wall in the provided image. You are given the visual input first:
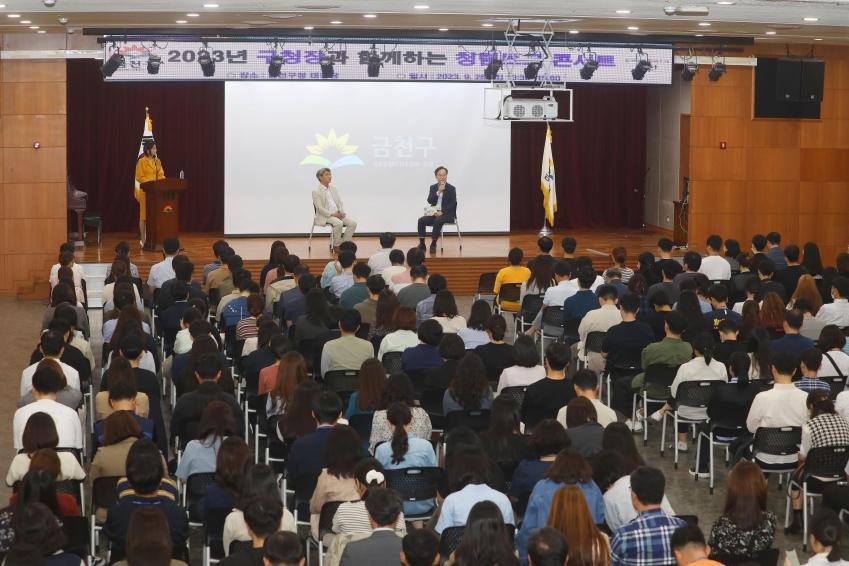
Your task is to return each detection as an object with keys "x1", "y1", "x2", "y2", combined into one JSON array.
[{"x1": 644, "y1": 73, "x2": 691, "y2": 230}]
